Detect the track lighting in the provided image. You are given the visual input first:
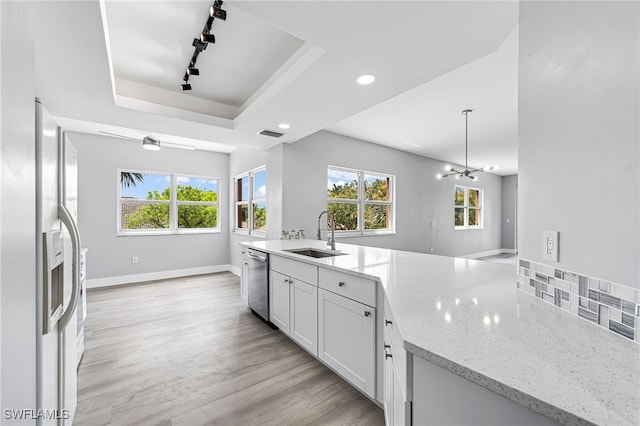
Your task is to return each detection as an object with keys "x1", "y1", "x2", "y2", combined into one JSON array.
[
  {"x1": 200, "y1": 32, "x2": 216, "y2": 44},
  {"x1": 179, "y1": 1, "x2": 227, "y2": 90},
  {"x1": 210, "y1": 5, "x2": 227, "y2": 20}
]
